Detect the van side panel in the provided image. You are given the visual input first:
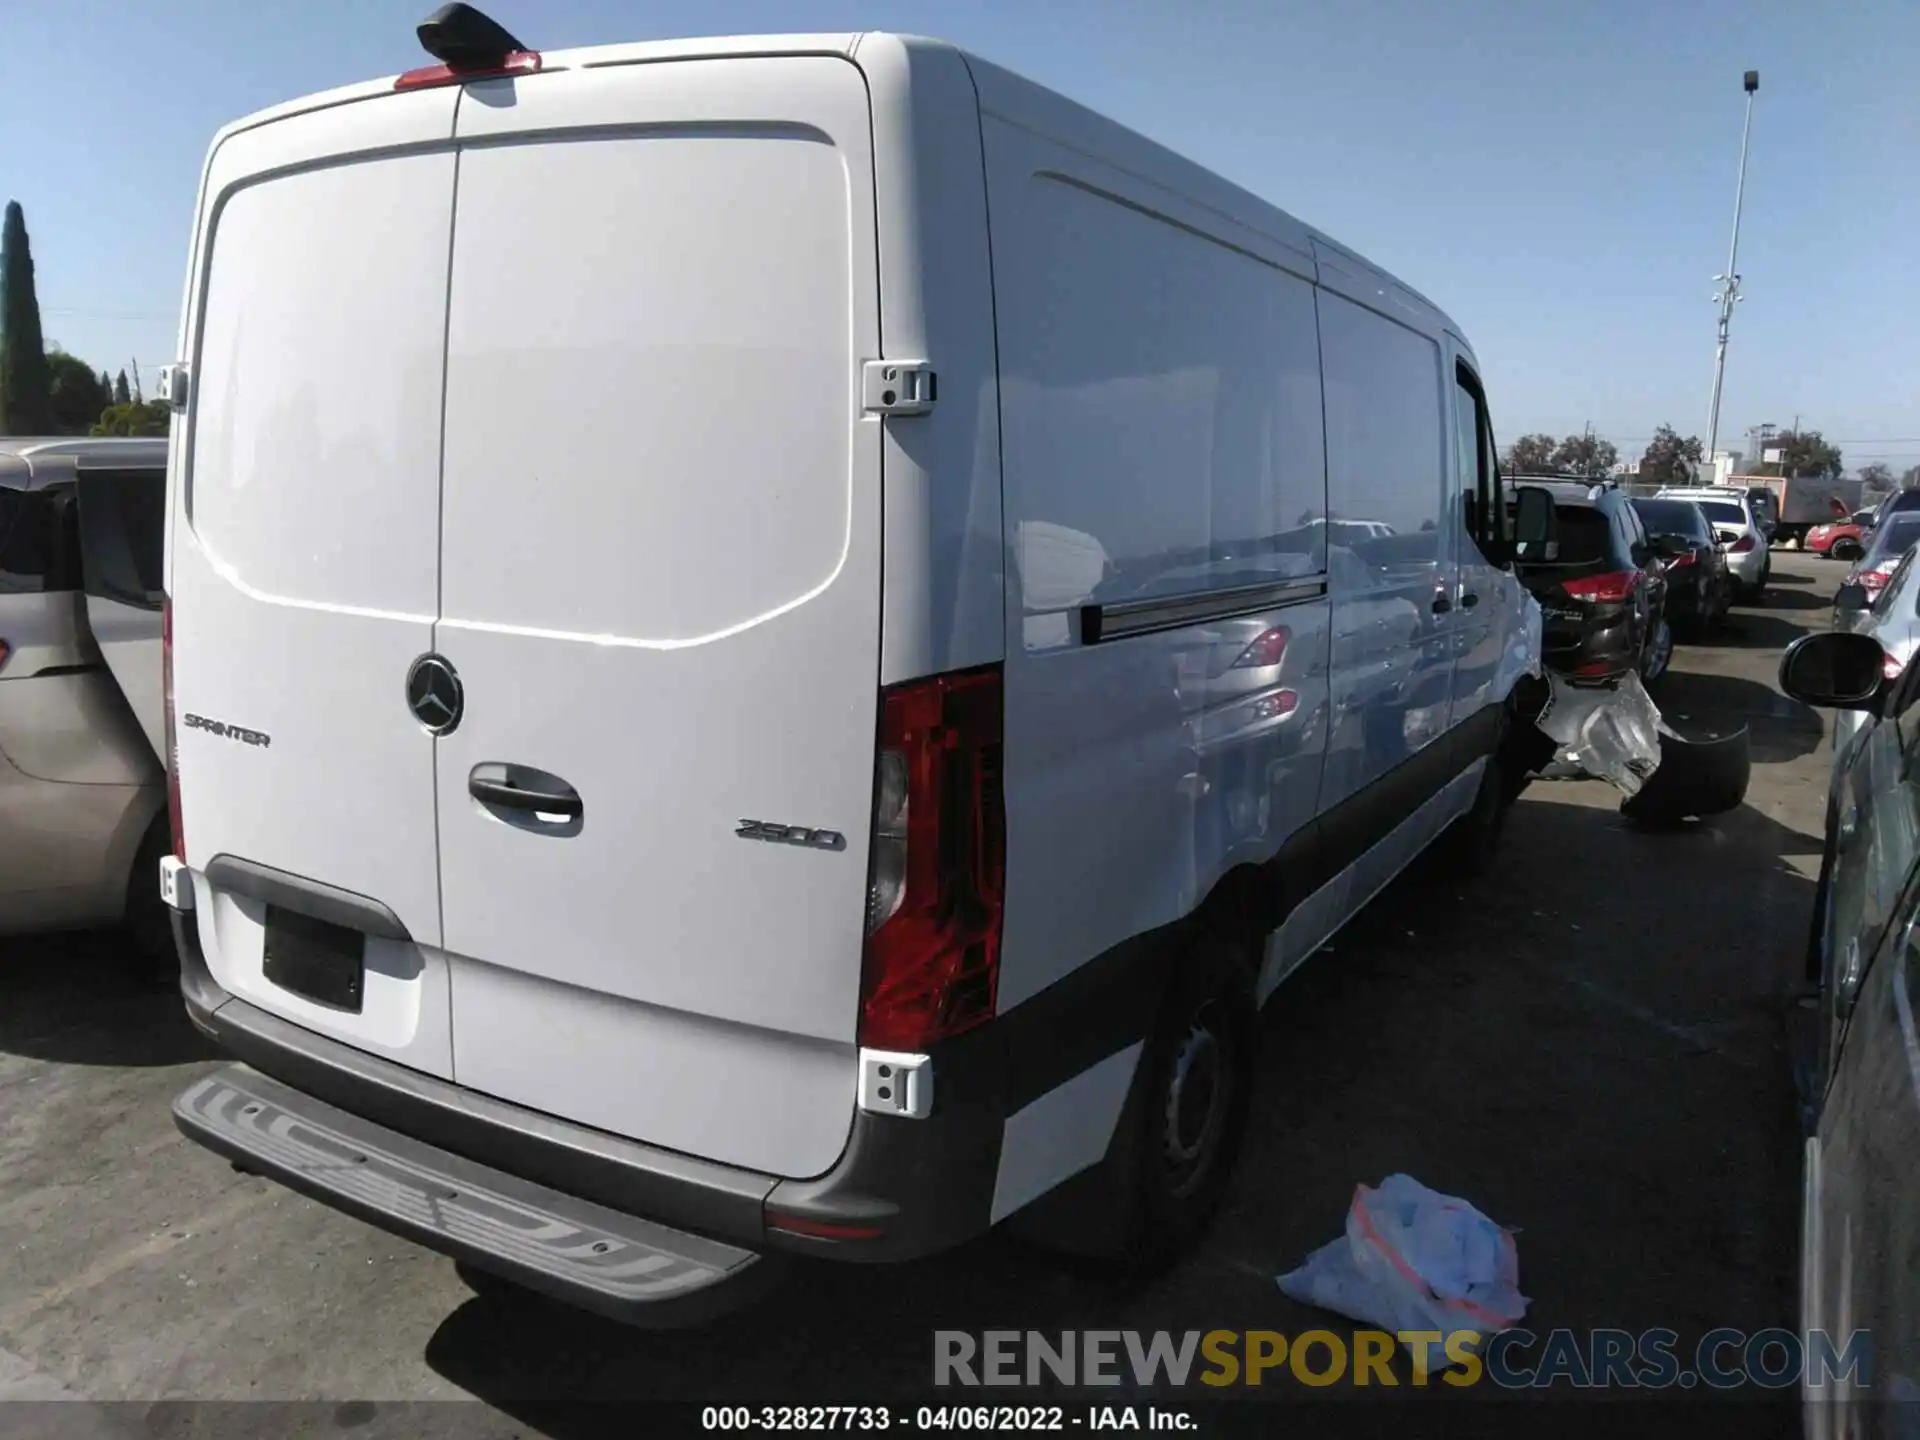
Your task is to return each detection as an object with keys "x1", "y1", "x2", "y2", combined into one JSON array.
[
  {"x1": 1314, "y1": 289, "x2": 1455, "y2": 814},
  {"x1": 856, "y1": 37, "x2": 1006, "y2": 685},
  {"x1": 978, "y1": 112, "x2": 1332, "y2": 1018}
]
